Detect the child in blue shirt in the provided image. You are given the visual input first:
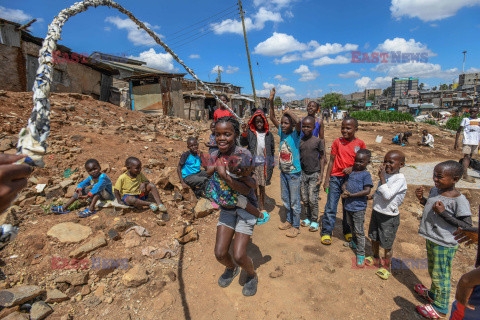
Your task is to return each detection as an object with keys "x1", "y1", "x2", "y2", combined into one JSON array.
[
  {"x1": 51, "y1": 159, "x2": 114, "y2": 217},
  {"x1": 341, "y1": 149, "x2": 373, "y2": 267},
  {"x1": 178, "y1": 137, "x2": 209, "y2": 197},
  {"x1": 269, "y1": 88, "x2": 302, "y2": 238}
]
